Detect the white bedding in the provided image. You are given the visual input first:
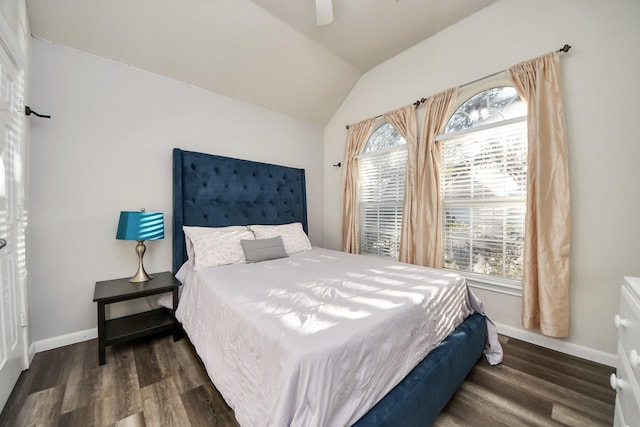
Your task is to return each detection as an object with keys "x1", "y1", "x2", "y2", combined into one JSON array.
[{"x1": 175, "y1": 247, "x2": 502, "y2": 427}]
